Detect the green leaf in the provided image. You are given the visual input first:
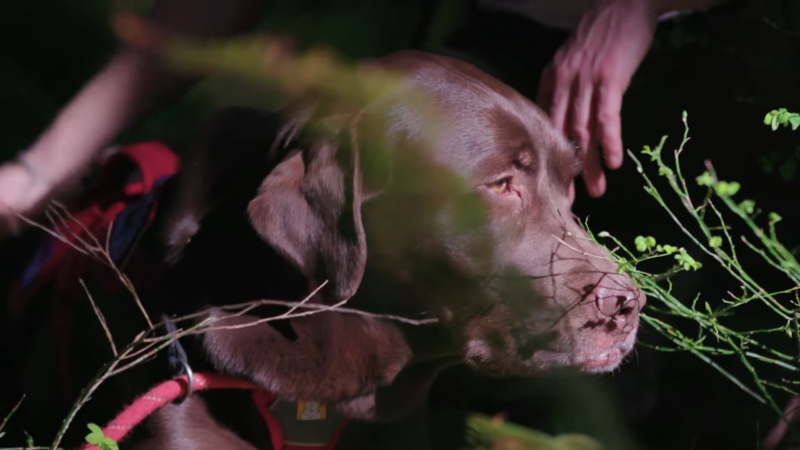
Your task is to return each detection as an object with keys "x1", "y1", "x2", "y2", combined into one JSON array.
[
  {"x1": 641, "y1": 144, "x2": 659, "y2": 161},
  {"x1": 760, "y1": 156, "x2": 774, "y2": 174},
  {"x1": 24, "y1": 431, "x2": 34, "y2": 447},
  {"x1": 695, "y1": 171, "x2": 714, "y2": 186},
  {"x1": 86, "y1": 423, "x2": 104, "y2": 445},
  {"x1": 715, "y1": 181, "x2": 729, "y2": 196},
  {"x1": 102, "y1": 436, "x2": 120, "y2": 450},
  {"x1": 791, "y1": 116, "x2": 800, "y2": 130},
  {"x1": 709, "y1": 236, "x2": 723, "y2": 248},
  {"x1": 764, "y1": 111, "x2": 775, "y2": 125},
  {"x1": 738, "y1": 199, "x2": 755, "y2": 214},
  {"x1": 779, "y1": 110, "x2": 790, "y2": 126},
  {"x1": 675, "y1": 249, "x2": 702, "y2": 271},
  {"x1": 769, "y1": 212, "x2": 783, "y2": 223},
  {"x1": 466, "y1": 413, "x2": 602, "y2": 450},
  {"x1": 86, "y1": 432, "x2": 103, "y2": 445},
  {"x1": 713, "y1": 180, "x2": 740, "y2": 197},
  {"x1": 779, "y1": 160, "x2": 797, "y2": 181},
  {"x1": 772, "y1": 112, "x2": 780, "y2": 131},
  {"x1": 661, "y1": 244, "x2": 678, "y2": 254},
  {"x1": 634, "y1": 236, "x2": 650, "y2": 252}
]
